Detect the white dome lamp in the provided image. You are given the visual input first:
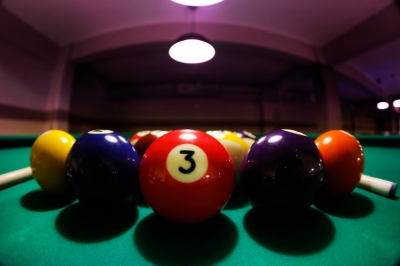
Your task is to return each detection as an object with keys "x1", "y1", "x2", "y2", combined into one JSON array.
[
  {"x1": 393, "y1": 99, "x2": 400, "y2": 108},
  {"x1": 169, "y1": 33, "x2": 215, "y2": 64},
  {"x1": 171, "y1": 0, "x2": 224, "y2": 7},
  {"x1": 169, "y1": 6, "x2": 216, "y2": 64},
  {"x1": 377, "y1": 101, "x2": 389, "y2": 110}
]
